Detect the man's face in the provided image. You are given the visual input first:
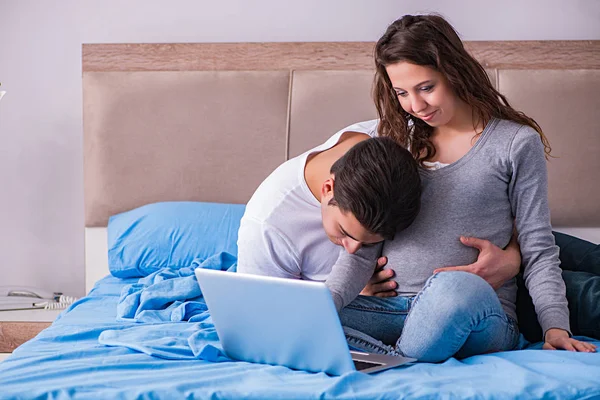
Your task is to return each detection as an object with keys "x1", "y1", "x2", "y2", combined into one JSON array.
[{"x1": 320, "y1": 177, "x2": 384, "y2": 254}]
